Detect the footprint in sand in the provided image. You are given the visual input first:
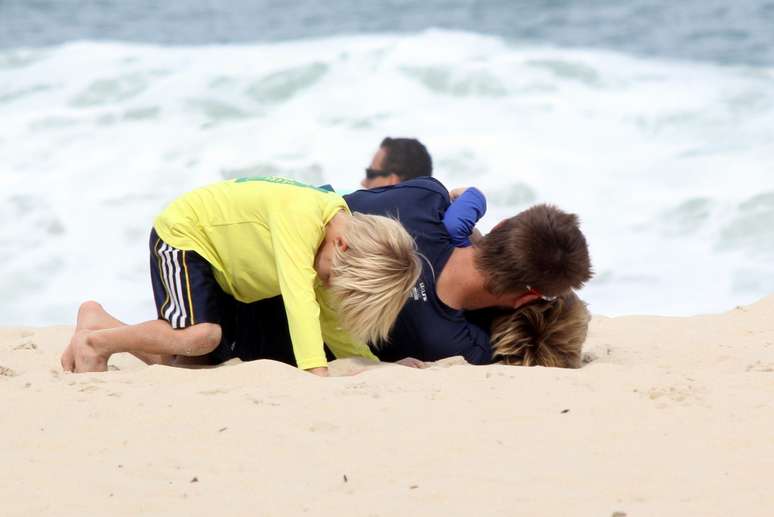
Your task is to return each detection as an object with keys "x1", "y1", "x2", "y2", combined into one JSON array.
[
  {"x1": 645, "y1": 383, "x2": 704, "y2": 405},
  {"x1": 746, "y1": 361, "x2": 773, "y2": 372},
  {"x1": 13, "y1": 335, "x2": 37, "y2": 350},
  {"x1": 247, "y1": 396, "x2": 280, "y2": 406},
  {"x1": 199, "y1": 388, "x2": 229, "y2": 395},
  {"x1": 78, "y1": 384, "x2": 101, "y2": 393},
  {"x1": 1, "y1": 365, "x2": 17, "y2": 377},
  {"x1": 307, "y1": 422, "x2": 339, "y2": 433}
]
